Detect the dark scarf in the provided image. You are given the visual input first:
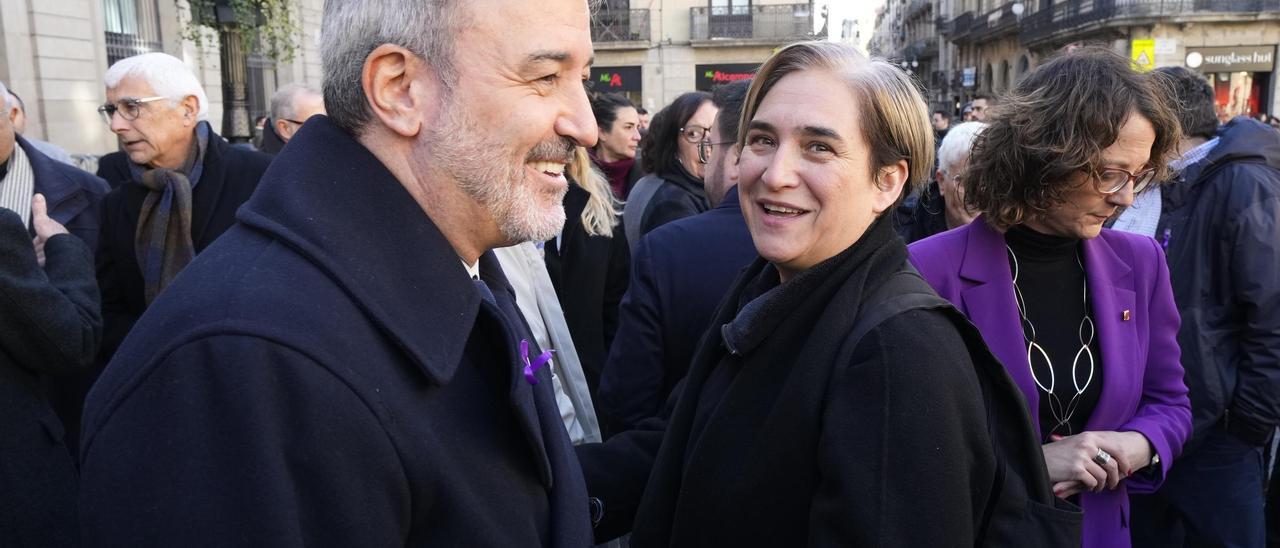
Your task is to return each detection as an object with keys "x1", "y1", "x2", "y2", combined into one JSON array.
[
  {"x1": 589, "y1": 149, "x2": 635, "y2": 198},
  {"x1": 131, "y1": 121, "x2": 210, "y2": 305},
  {"x1": 722, "y1": 214, "x2": 904, "y2": 364}
]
